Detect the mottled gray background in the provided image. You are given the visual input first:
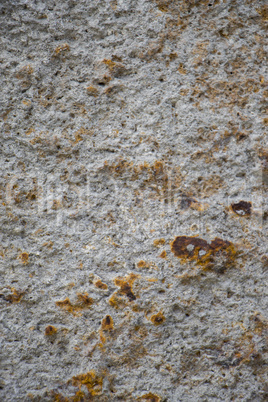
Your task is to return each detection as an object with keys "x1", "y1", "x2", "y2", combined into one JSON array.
[{"x1": 0, "y1": 0, "x2": 267, "y2": 401}]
